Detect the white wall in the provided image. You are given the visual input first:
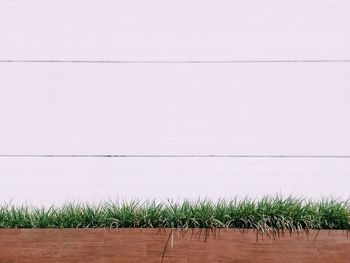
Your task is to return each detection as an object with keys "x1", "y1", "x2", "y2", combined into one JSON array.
[{"x1": 0, "y1": 0, "x2": 349, "y2": 205}]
